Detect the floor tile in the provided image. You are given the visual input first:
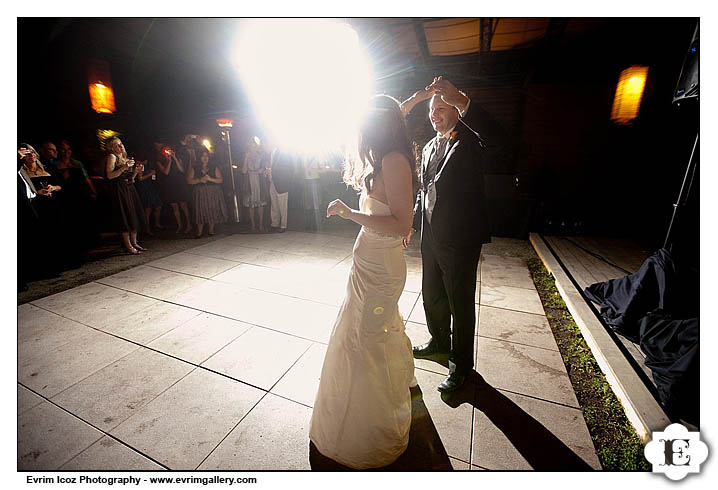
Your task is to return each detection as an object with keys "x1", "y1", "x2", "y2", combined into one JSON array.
[
  {"x1": 404, "y1": 255, "x2": 423, "y2": 273},
  {"x1": 101, "y1": 301, "x2": 201, "y2": 345},
  {"x1": 478, "y1": 306, "x2": 558, "y2": 351},
  {"x1": 414, "y1": 369, "x2": 472, "y2": 463},
  {"x1": 18, "y1": 384, "x2": 44, "y2": 416},
  {"x1": 215, "y1": 288, "x2": 338, "y2": 344},
  {"x1": 185, "y1": 240, "x2": 262, "y2": 263},
  {"x1": 480, "y1": 254, "x2": 527, "y2": 269},
  {"x1": 271, "y1": 343, "x2": 327, "y2": 407},
  {"x1": 18, "y1": 402, "x2": 103, "y2": 470},
  {"x1": 404, "y1": 270, "x2": 422, "y2": 293},
  {"x1": 51, "y1": 347, "x2": 194, "y2": 432},
  {"x1": 450, "y1": 457, "x2": 470, "y2": 470},
  {"x1": 18, "y1": 304, "x2": 94, "y2": 364},
  {"x1": 59, "y1": 436, "x2": 165, "y2": 471},
  {"x1": 480, "y1": 284, "x2": 544, "y2": 316},
  {"x1": 408, "y1": 295, "x2": 426, "y2": 324},
  {"x1": 31, "y1": 282, "x2": 158, "y2": 329},
  {"x1": 148, "y1": 313, "x2": 252, "y2": 364},
  {"x1": 331, "y1": 256, "x2": 353, "y2": 275},
  {"x1": 211, "y1": 263, "x2": 281, "y2": 289},
  {"x1": 246, "y1": 250, "x2": 314, "y2": 270},
  {"x1": 199, "y1": 394, "x2": 311, "y2": 470},
  {"x1": 214, "y1": 264, "x2": 347, "y2": 307},
  {"x1": 477, "y1": 336, "x2": 578, "y2": 408},
  {"x1": 404, "y1": 321, "x2": 432, "y2": 347},
  {"x1": 98, "y1": 266, "x2": 207, "y2": 301},
  {"x1": 146, "y1": 252, "x2": 239, "y2": 278},
  {"x1": 472, "y1": 389, "x2": 600, "y2": 470},
  {"x1": 19, "y1": 329, "x2": 140, "y2": 398},
  {"x1": 481, "y1": 261, "x2": 535, "y2": 290},
  {"x1": 166, "y1": 280, "x2": 241, "y2": 312},
  {"x1": 398, "y1": 291, "x2": 419, "y2": 321},
  {"x1": 110, "y1": 368, "x2": 264, "y2": 470},
  {"x1": 202, "y1": 327, "x2": 312, "y2": 390}
]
